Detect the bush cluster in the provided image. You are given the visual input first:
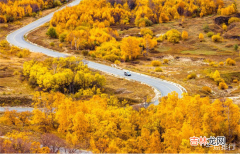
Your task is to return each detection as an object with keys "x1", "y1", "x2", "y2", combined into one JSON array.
[
  {"x1": 135, "y1": 18, "x2": 153, "y2": 27},
  {"x1": 165, "y1": 29, "x2": 181, "y2": 43},
  {"x1": 226, "y1": 58, "x2": 236, "y2": 66},
  {"x1": 140, "y1": 28, "x2": 153, "y2": 37},
  {"x1": 228, "y1": 17, "x2": 240, "y2": 24},
  {"x1": 212, "y1": 35, "x2": 222, "y2": 42}
]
